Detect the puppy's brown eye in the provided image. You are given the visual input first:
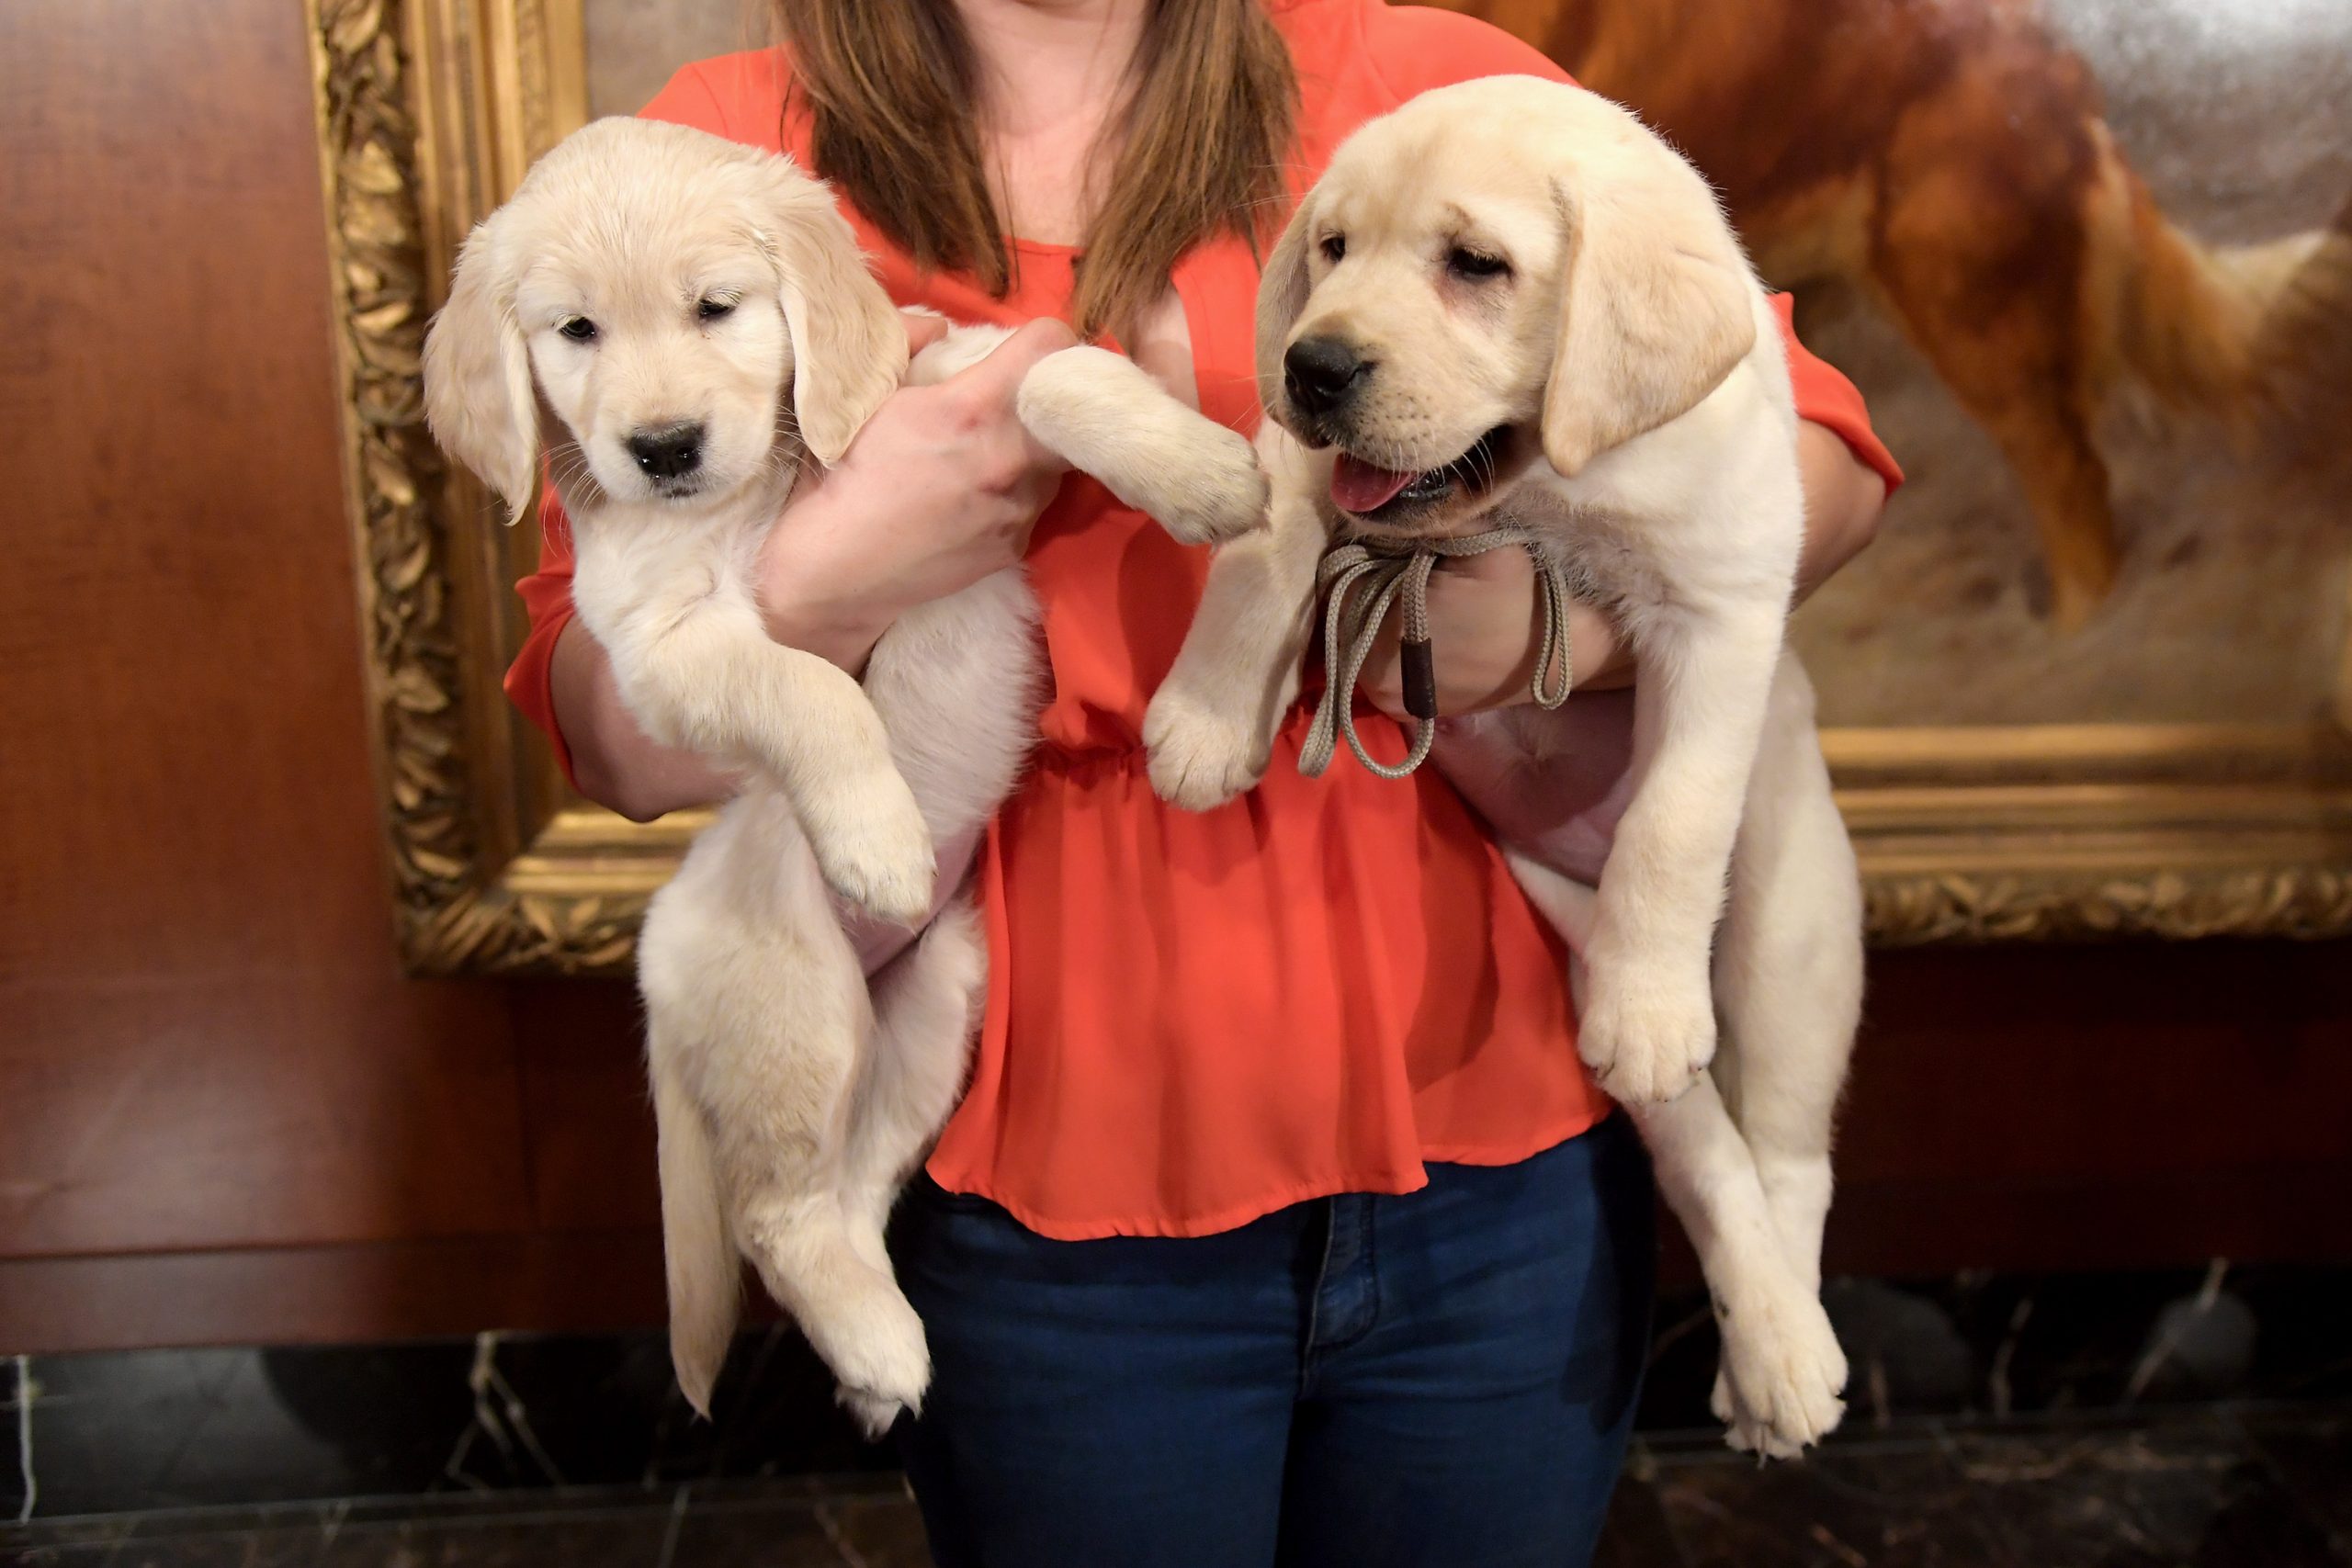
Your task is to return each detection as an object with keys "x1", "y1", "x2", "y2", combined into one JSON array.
[
  {"x1": 697, "y1": 298, "x2": 737, "y2": 322},
  {"x1": 559, "y1": 317, "x2": 598, "y2": 343},
  {"x1": 1447, "y1": 248, "x2": 1510, "y2": 280},
  {"x1": 1319, "y1": 234, "x2": 1346, "y2": 264}
]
